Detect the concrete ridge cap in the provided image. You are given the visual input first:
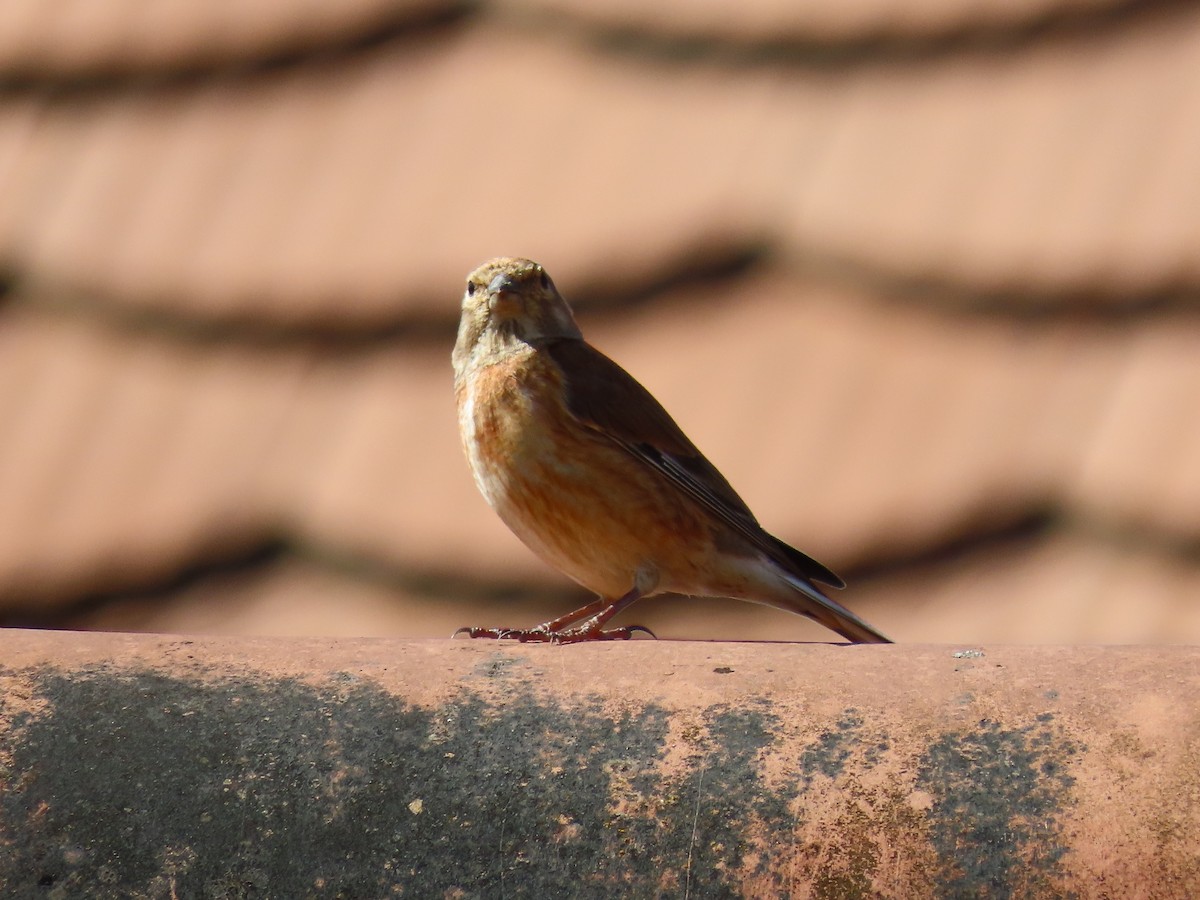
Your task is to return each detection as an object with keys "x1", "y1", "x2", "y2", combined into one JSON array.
[{"x1": 3, "y1": 628, "x2": 1198, "y2": 896}]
